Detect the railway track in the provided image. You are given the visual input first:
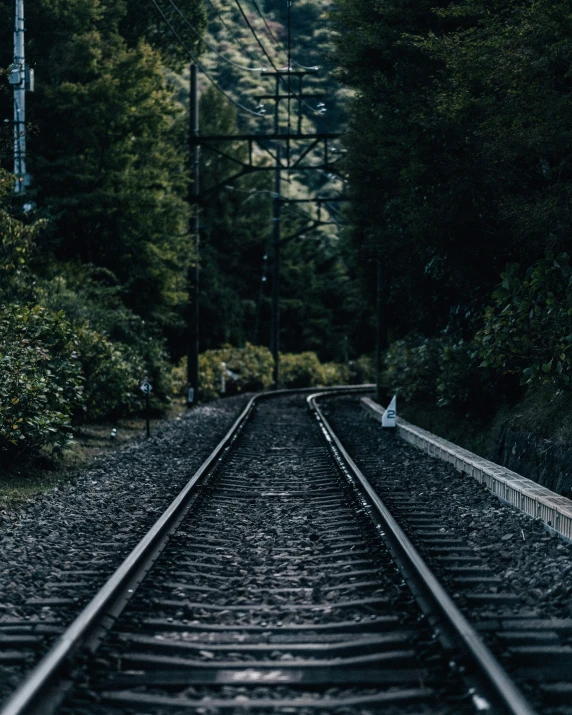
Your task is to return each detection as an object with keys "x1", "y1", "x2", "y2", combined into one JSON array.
[
  {"x1": 0, "y1": 390, "x2": 536, "y2": 714},
  {"x1": 324, "y1": 397, "x2": 572, "y2": 715}
]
